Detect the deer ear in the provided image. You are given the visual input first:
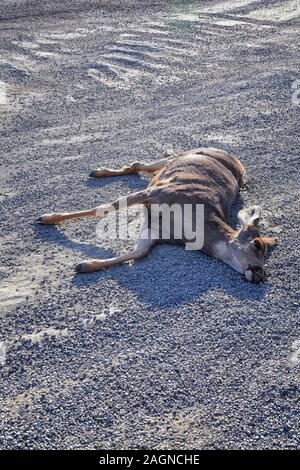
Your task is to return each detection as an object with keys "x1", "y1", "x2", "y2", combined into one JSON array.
[
  {"x1": 261, "y1": 236, "x2": 279, "y2": 247},
  {"x1": 238, "y1": 205, "x2": 262, "y2": 227}
]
